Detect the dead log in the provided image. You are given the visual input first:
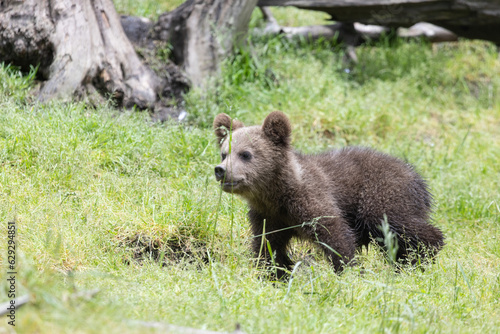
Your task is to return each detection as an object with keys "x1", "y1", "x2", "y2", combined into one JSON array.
[
  {"x1": 398, "y1": 22, "x2": 458, "y2": 43},
  {"x1": 0, "y1": 295, "x2": 30, "y2": 317},
  {"x1": 128, "y1": 321, "x2": 246, "y2": 334},
  {"x1": 150, "y1": 0, "x2": 259, "y2": 88},
  {"x1": 256, "y1": 7, "x2": 361, "y2": 43},
  {"x1": 256, "y1": 8, "x2": 456, "y2": 45},
  {"x1": 0, "y1": 0, "x2": 259, "y2": 112},
  {"x1": 257, "y1": 0, "x2": 500, "y2": 44},
  {"x1": 0, "y1": 0, "x2": 165, "y2": 109},
  {"x1": 256, "y1": 7, "x2": 373, "y2": 44}
]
